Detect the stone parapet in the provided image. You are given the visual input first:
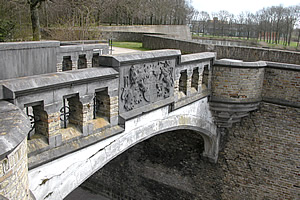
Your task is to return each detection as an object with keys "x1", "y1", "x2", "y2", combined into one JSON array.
[
  {"x1": 211, "y1": 60, "x2": 266, "y2": 103},
  {"x1": 210, "y1": 60, "x2": 266, "y2": 127},
  {"x1": 263, "y1": 62, "x2": 300, "y2": 108},
  {"x1": 174, "y1": 52, "x2": 215, "y2": 109},
  {"x1": 142, "y1": 34, "x2": 300, "y2": 65}
]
